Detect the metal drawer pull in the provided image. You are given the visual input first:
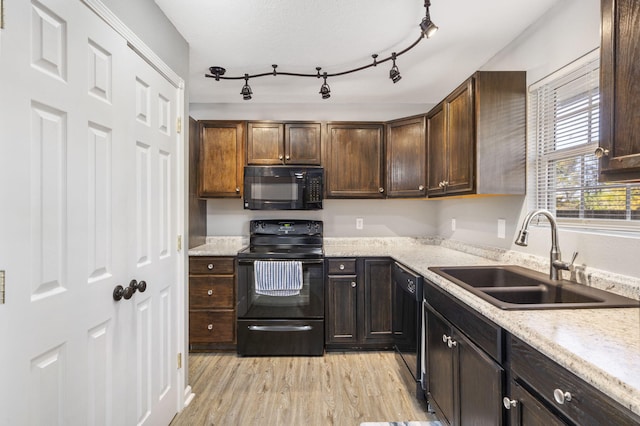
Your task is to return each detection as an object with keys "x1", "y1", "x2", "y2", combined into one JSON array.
[
  {"x1": 207, "y1": 289, "x2": 213, "y2": 296},
  {"x1": 207, "y1": 263, "x2": 214, "y2": 270},
  {"x1": 553, "y1": 389, "x2": 572, "y2": 404},
  {"x1": 503, "y1": 397, "x2": 518, "y2": 409},
  {"x1": 207, "y1": 324, "x2": 213, "y2": 331},
  {"x1": 248, "y1": 325, "x2": 313, "y2": 332},
  {"x1": 339, "y1": 264, "x2": 345, "y2": 270}
]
